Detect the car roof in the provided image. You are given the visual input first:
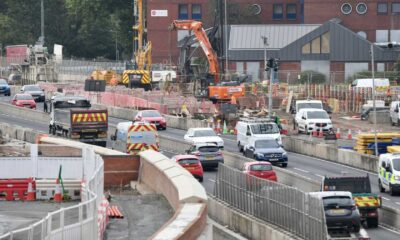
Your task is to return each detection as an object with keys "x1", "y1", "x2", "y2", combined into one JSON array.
[
  {"x1": 308, "y1": 191, "x2": 352, "y2": 198},
  {"x1": 23, "y1": 84, "x2": 40, "y2": 87},
  {"x1": 193, "y1": 142, "x2": 219, "y2": 148},
  {"x1": 244, "y1": 162, "x2": 272, "y2": 167},
  {"x1": 173, "y1": 155, "x2": 199, "y2": 160},
  {"x1": 190, "y1": 128, "x2": 214, "y2": 131},
  {"x1": 299, "y1": 108, "x2": 326, "y2": 113},
  {"x1": 53, "y1": 95, "x2": 88, "y2": 102},
  {"x1": 16, "y1": 93, "x2": 32, "y2": 96},
  {"x1": 140, "y1": 110, "x2": 159, "y2": 113},
  {"x1": 297, "y1": 100, "x2": 322, "y2": 103}
]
